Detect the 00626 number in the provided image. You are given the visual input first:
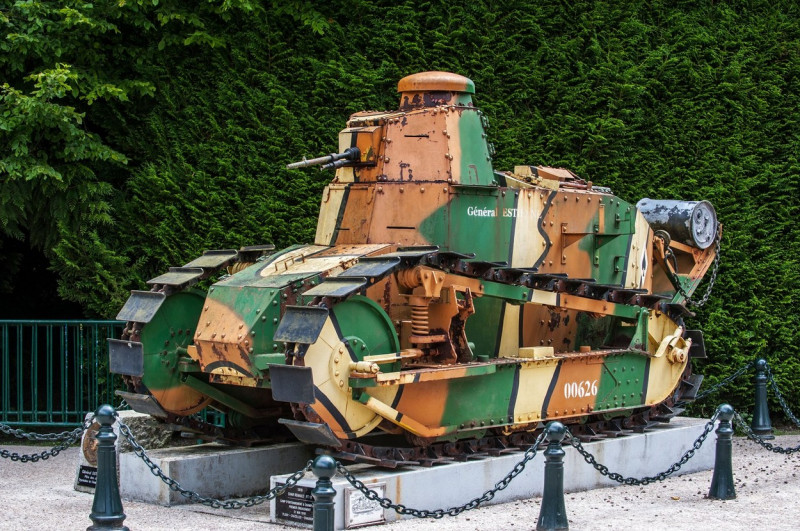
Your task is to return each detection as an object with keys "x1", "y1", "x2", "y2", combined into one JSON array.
[{"x1": 563, "y1": 380, "x2": 598, "y2": 399}]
